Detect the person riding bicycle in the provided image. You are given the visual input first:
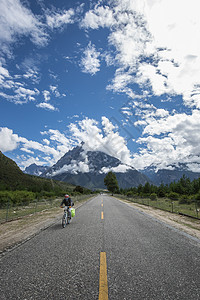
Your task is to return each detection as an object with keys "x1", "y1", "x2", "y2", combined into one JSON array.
[
  {"x1": 60, "y1": 195, "x2": 74, "y2": 227},
  {"x1": 60, "y1": 194, "x2": 74, "y2": 207}
]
